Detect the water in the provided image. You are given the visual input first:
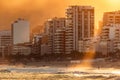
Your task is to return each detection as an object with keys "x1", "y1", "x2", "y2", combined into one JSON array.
[{"x1": 7, "y1": 67, "x2": 66, "y2": 73}]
